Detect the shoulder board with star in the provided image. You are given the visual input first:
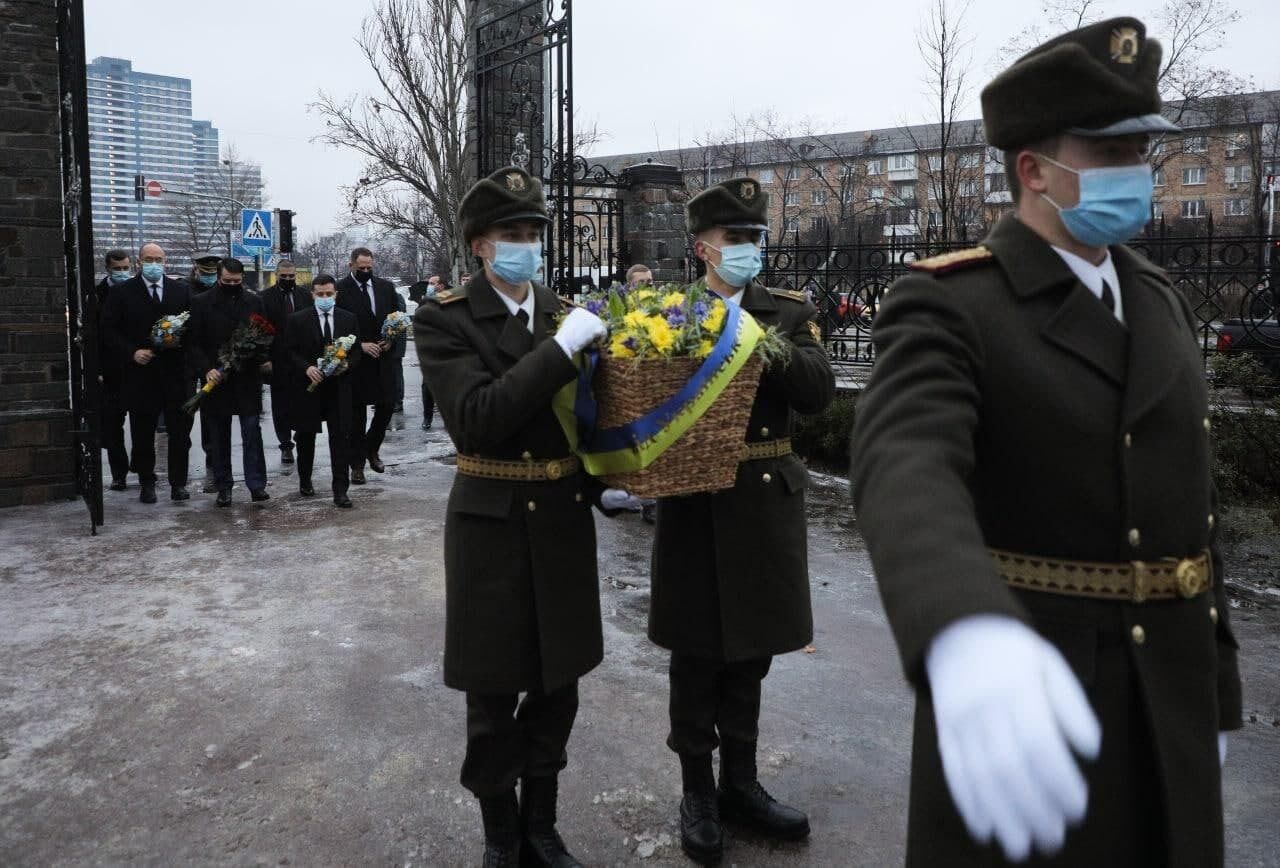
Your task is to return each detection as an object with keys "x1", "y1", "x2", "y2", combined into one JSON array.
[
  {"x1": 908, "y1": 246, "x2": 994, "y2": 276},
  {"x1": 426, "y1": 286, "x2": 468, "y2": 305},
  {"x1": 767, "y1": 288, "x2": 810, "y2": 303}
]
